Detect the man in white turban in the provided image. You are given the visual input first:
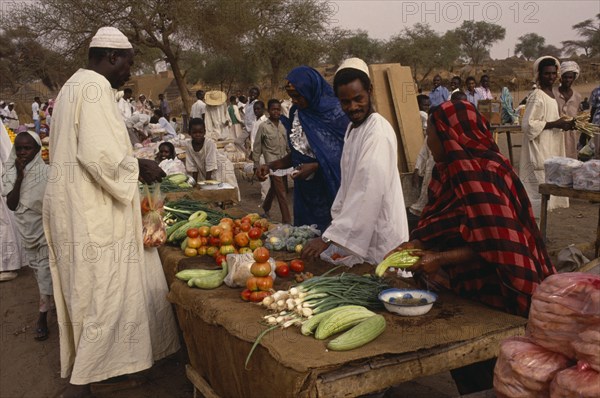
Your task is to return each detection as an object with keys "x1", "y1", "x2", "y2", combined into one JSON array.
[
  {"x1": 553, "y1": 61, "x2": 582, "y2": 158},
  {"x1": 44, "y1": 26, "x2": 179, "y2": 397}
]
